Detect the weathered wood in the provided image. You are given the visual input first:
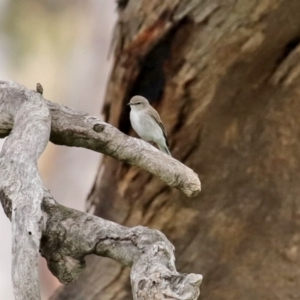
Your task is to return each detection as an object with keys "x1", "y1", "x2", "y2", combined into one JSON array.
[
  {"x1": 0, "y1": 81, "x2": 200, "y2": 197},
  {"x1": 0, "y1": 80, "x2": 202, "y2": 299},
  {"x1": 0, "y1": 81, "x2": 51, "y2": 299},
  {"x1": 41, "y1": 193, "x2": 202, "y2": 300}
]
